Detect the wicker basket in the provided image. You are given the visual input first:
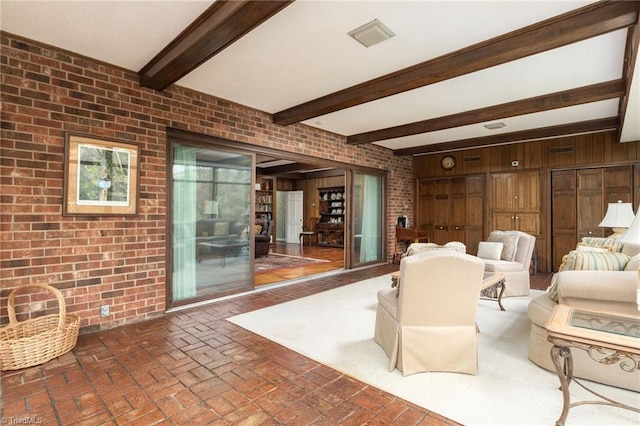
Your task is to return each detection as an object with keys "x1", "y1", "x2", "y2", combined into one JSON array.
[{"x1": 0, "y1": 284, "x2": 80, "y2": 371}]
